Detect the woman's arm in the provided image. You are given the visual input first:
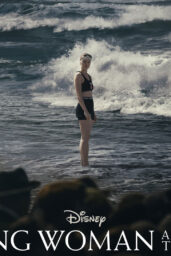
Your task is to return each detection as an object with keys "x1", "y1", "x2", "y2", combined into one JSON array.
[{"x1": 74, "y1": 73, "x2": 91, "y2": 120}]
